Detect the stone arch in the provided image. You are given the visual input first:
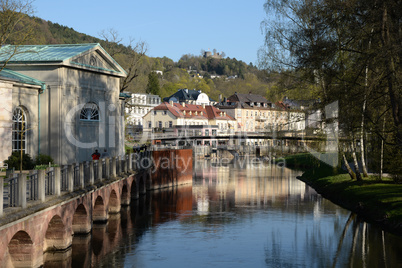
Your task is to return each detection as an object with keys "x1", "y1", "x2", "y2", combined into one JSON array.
[
  {"x1": 121, "y1": 184, "x2": 130, "y2": 206},
  {"x1": 8, "y1": 231, "x2": 37, "y2": 267},
  {"x1": 130, "y1": 180, "x2": 138, "y2": 200},
  {"x1": 44, "y1": 215, "x2": 71, "y2": 252},
  {"x1": 72, "y1": 204, "x2": 91, "y2": 234},
  {"x1": 93, "y1": 195, "x2": 108, "y2": 222},
  {"x1": 108, "y1": 190, "x2": 120, "y2": 214}
]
